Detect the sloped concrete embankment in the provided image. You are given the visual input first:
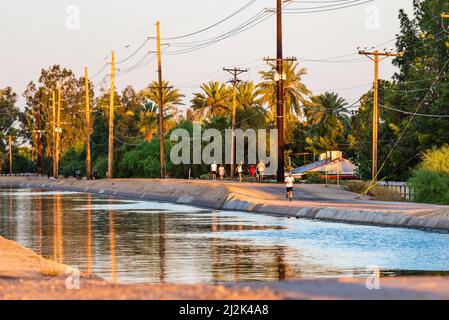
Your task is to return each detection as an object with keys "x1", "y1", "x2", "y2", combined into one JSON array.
[
  {"x1": 223, "y1": 197, "x2": 449, "y2": 231},
  {"x1": 2, "y1": 178, "x2": 229, "y2": 210},
  {"x1": 3, "y1": 177, "x2": 449, "y2": 231}
]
